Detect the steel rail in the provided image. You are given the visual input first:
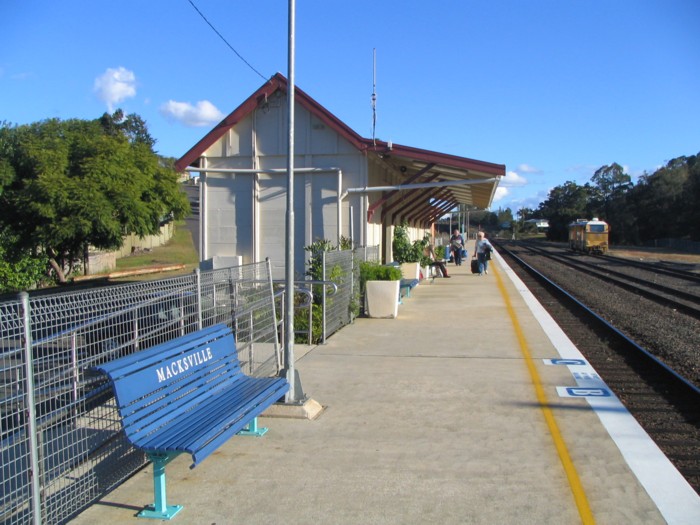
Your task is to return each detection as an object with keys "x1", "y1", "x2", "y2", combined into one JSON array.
[
  {"x1": 519, "y1": 243, "x2": 700, "y2": 319},
  {"x1": 497, "y1": 243, "x2": 700, "y2": 398},
  {"x1": 597, "y1": 253, "x2": 700, "y2": 283}
]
